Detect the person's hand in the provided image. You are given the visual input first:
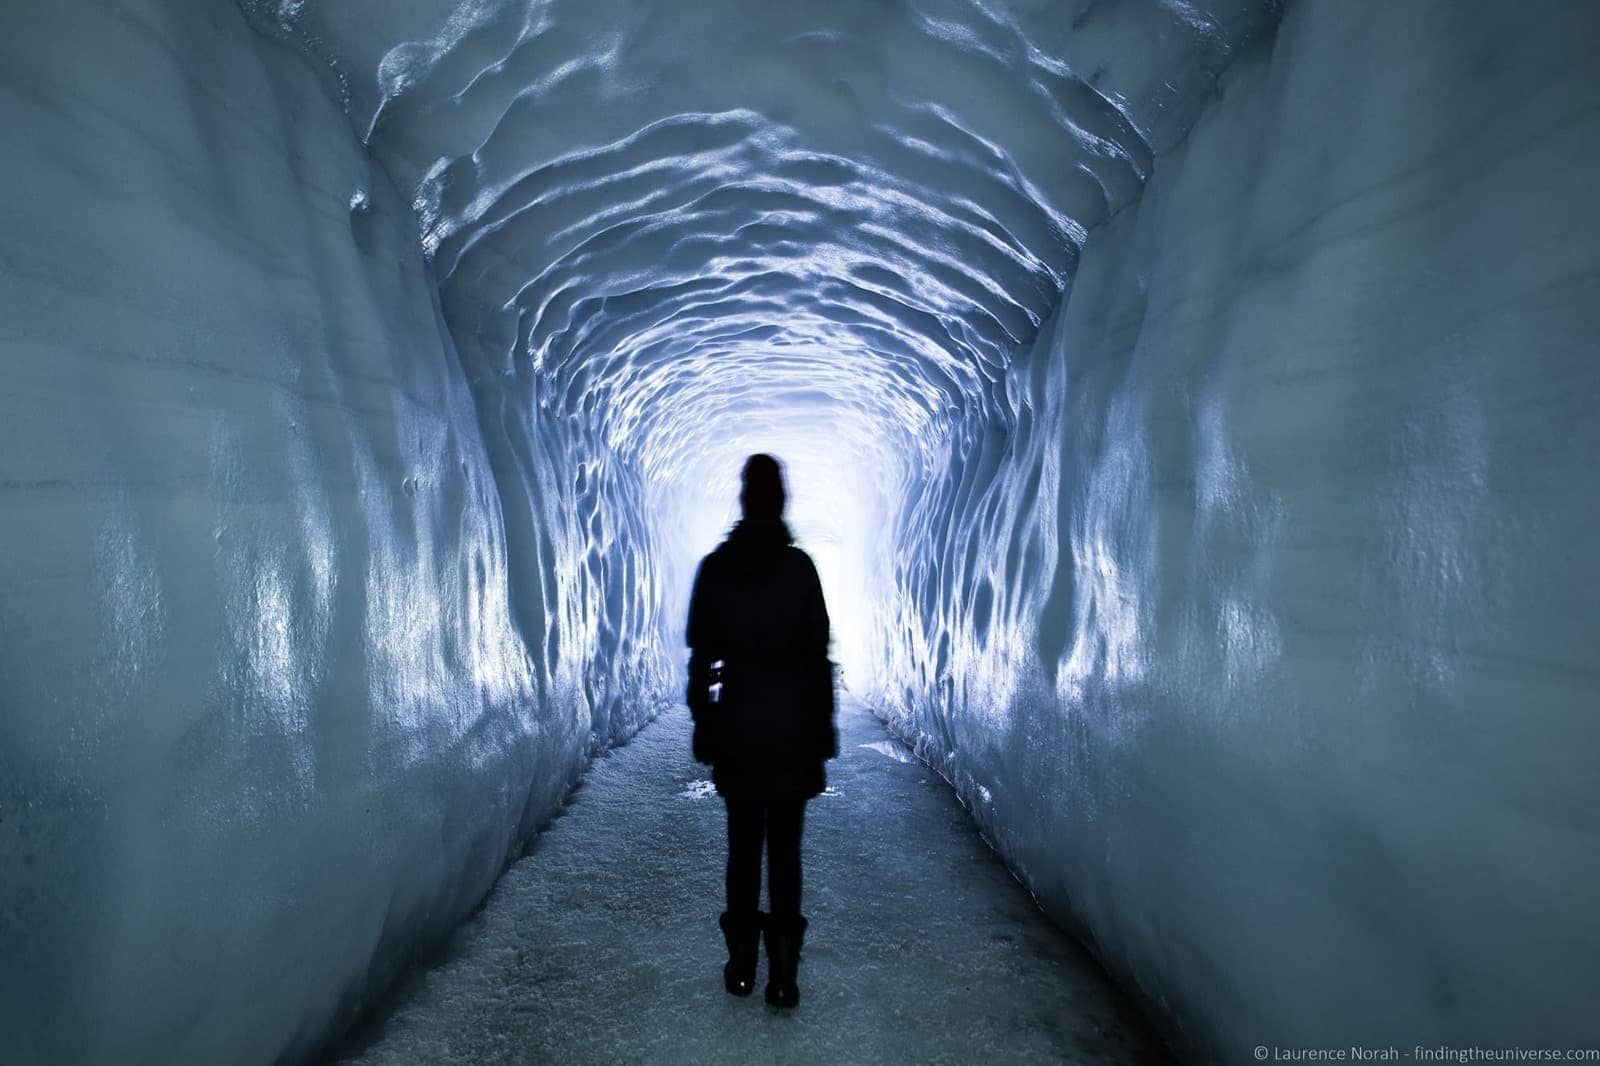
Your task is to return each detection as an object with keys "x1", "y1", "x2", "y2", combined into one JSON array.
[
  {"x1": 816, "y1": 721, "x2": 839, "y2": 761},
  {"x1": 692, "y1": 720, "x2": 718, "y2": 765}
]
